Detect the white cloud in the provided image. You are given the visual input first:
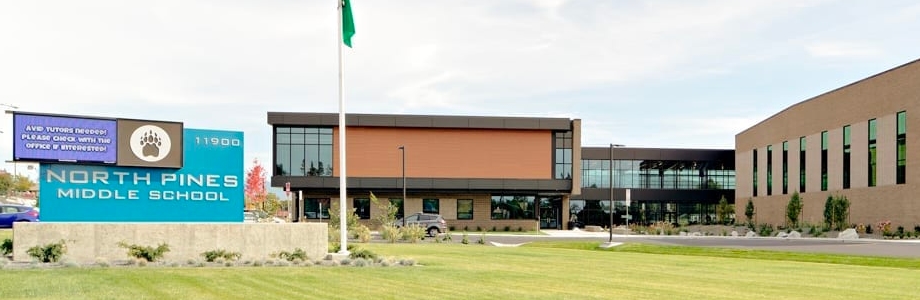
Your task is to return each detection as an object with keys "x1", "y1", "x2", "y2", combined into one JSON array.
[
  {"x1": 1, "y1": 0, "x2": 919, "y2": 173},
  {"x1": 805, "y1": 42, "x2": 882, "y2": 58}
]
